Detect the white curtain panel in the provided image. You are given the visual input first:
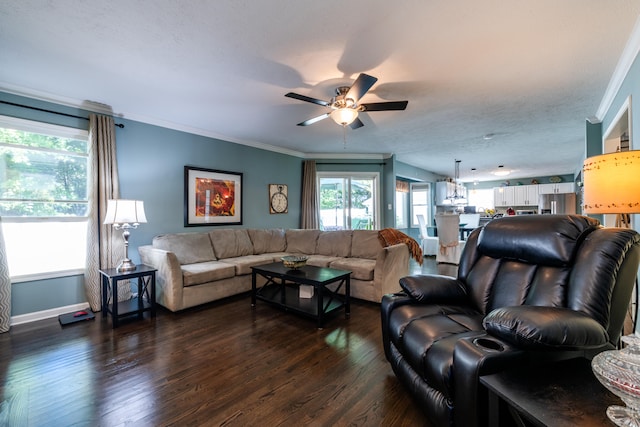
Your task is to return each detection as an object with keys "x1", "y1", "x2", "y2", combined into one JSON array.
[
  {"x1": 84, "y1": 114, "x2": 130, "y2": 312},
  {"x1": 301, "y1": 160, "x2": 319, "y2": 229},
  {"x1": 0, "y1": 217, "x2": 11, "y2": 333}
]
